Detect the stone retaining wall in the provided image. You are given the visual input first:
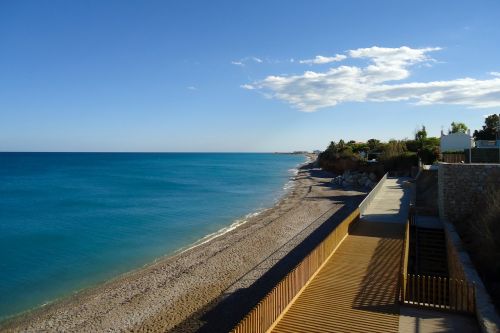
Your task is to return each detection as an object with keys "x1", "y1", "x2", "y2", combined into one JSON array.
[{"x1": 438, "y1": 163, "x2": 500, "y2": 223}]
